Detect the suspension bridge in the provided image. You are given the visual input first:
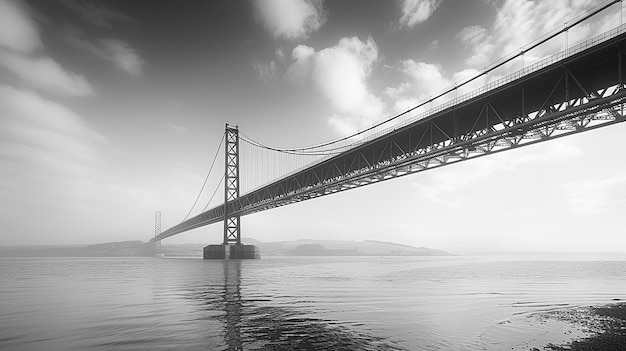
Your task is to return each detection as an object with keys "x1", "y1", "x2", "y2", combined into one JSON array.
[{"x1": 150, "y1": 3, "x2": 626, "y2": 258}]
